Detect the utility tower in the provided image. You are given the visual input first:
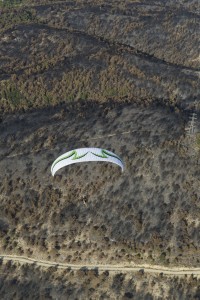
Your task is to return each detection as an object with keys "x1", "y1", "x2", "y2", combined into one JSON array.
[{"x1": 185, "y1": 101, "x2": 198, "y2": 136}]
